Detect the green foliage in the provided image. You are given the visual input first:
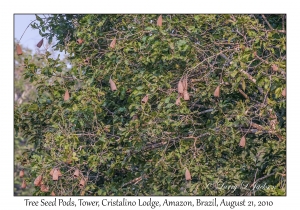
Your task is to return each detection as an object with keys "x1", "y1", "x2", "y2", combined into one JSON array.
[{"x1": 15, "y1": 14, "x2": 286, "y2": 196}]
